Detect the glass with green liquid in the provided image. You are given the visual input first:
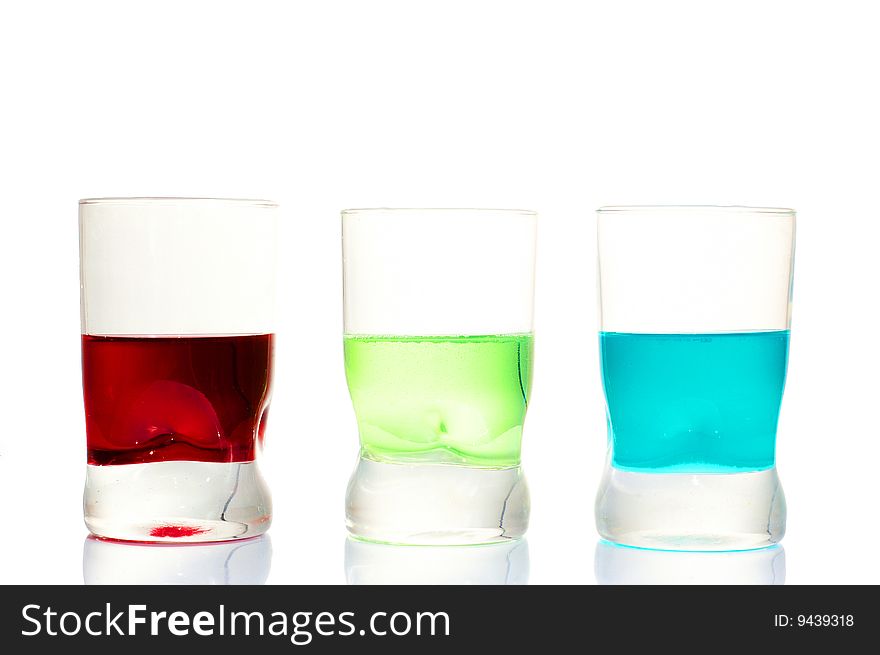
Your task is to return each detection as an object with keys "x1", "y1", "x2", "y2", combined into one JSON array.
[
  {"x1": 596, "y1": 206, "x2": 796, "y2": 551},
  {"x1": 342, "y1": 209, "x2": 537, "y2": 545}
]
